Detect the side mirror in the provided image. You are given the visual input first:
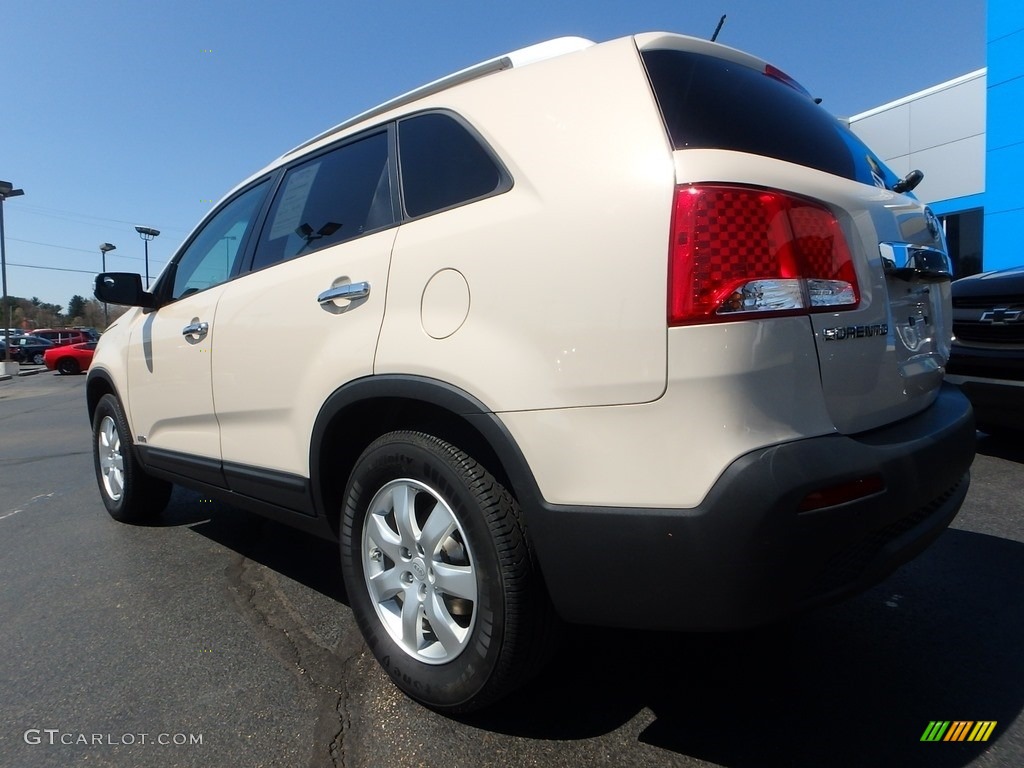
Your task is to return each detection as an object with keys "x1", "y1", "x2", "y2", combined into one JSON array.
[
  {"x1": 893, "y1": 169, "x2": 924, "y2": 194},
  {"x1": 94, "y1": 273, "x2": 158, "y2": 309}
]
